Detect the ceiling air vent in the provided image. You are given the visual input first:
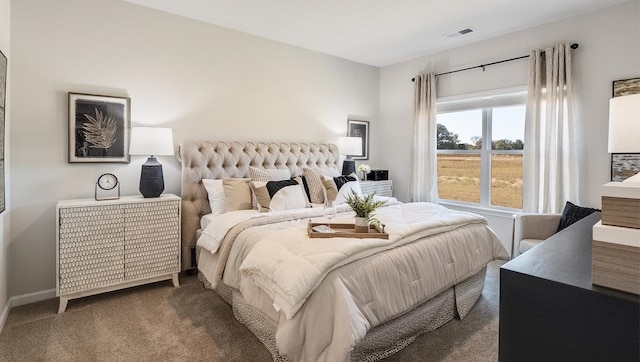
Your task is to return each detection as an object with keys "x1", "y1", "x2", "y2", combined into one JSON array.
[{"x1": 443, "y1": 27, "x2": 476, "y2": 39}]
